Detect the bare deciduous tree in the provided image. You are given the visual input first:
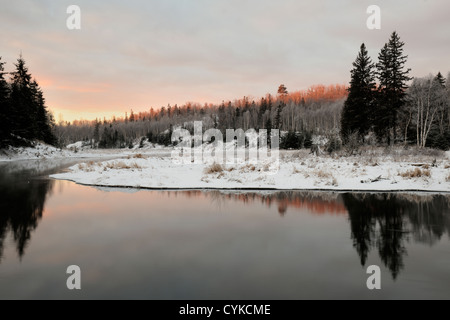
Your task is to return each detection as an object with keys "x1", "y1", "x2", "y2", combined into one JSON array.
[{"x1": 406, "y1": 75, "x2": 447, "y2": 148}]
